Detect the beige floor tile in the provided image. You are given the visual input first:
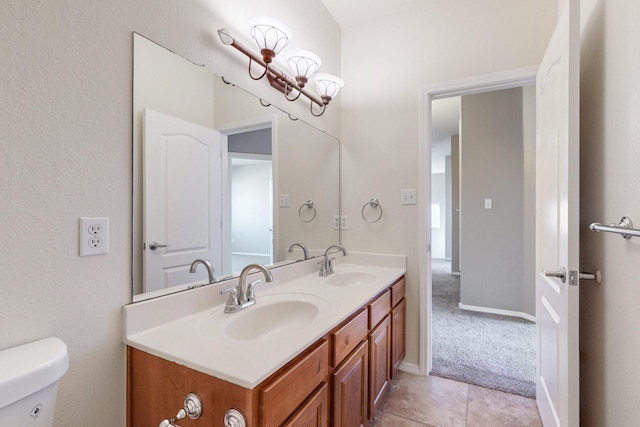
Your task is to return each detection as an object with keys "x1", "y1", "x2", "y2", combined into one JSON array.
[
  {"x1": 379, "y1": 372, "x2": 468, "y2": 427},
  {"x1": 369, "y1": 411, "x2": 431, "y2": 426},
  {"x1": 465, "y1": 384, "x2": 542, "y2": 427}
]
